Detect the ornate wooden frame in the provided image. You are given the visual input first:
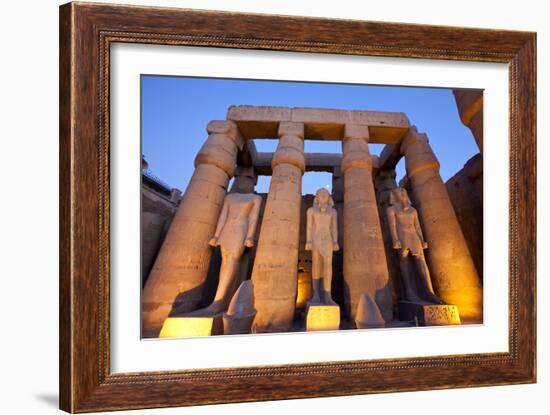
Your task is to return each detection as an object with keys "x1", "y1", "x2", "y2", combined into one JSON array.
[{"x1": 59, "y1": 2, "x2": 536, "y2": 412}]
